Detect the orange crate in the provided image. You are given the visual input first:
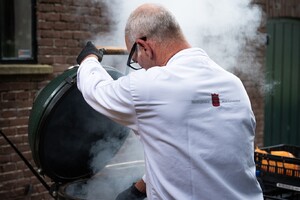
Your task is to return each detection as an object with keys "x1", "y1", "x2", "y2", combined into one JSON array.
[{"x1": 255, "y1": 144, "x2": 300, "y2": 192}]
